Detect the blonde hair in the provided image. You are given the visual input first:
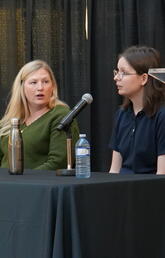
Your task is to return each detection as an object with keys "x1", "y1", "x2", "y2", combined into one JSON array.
[{"x1": 0, "y1": 59, "x2": 66, "y2": 136}]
